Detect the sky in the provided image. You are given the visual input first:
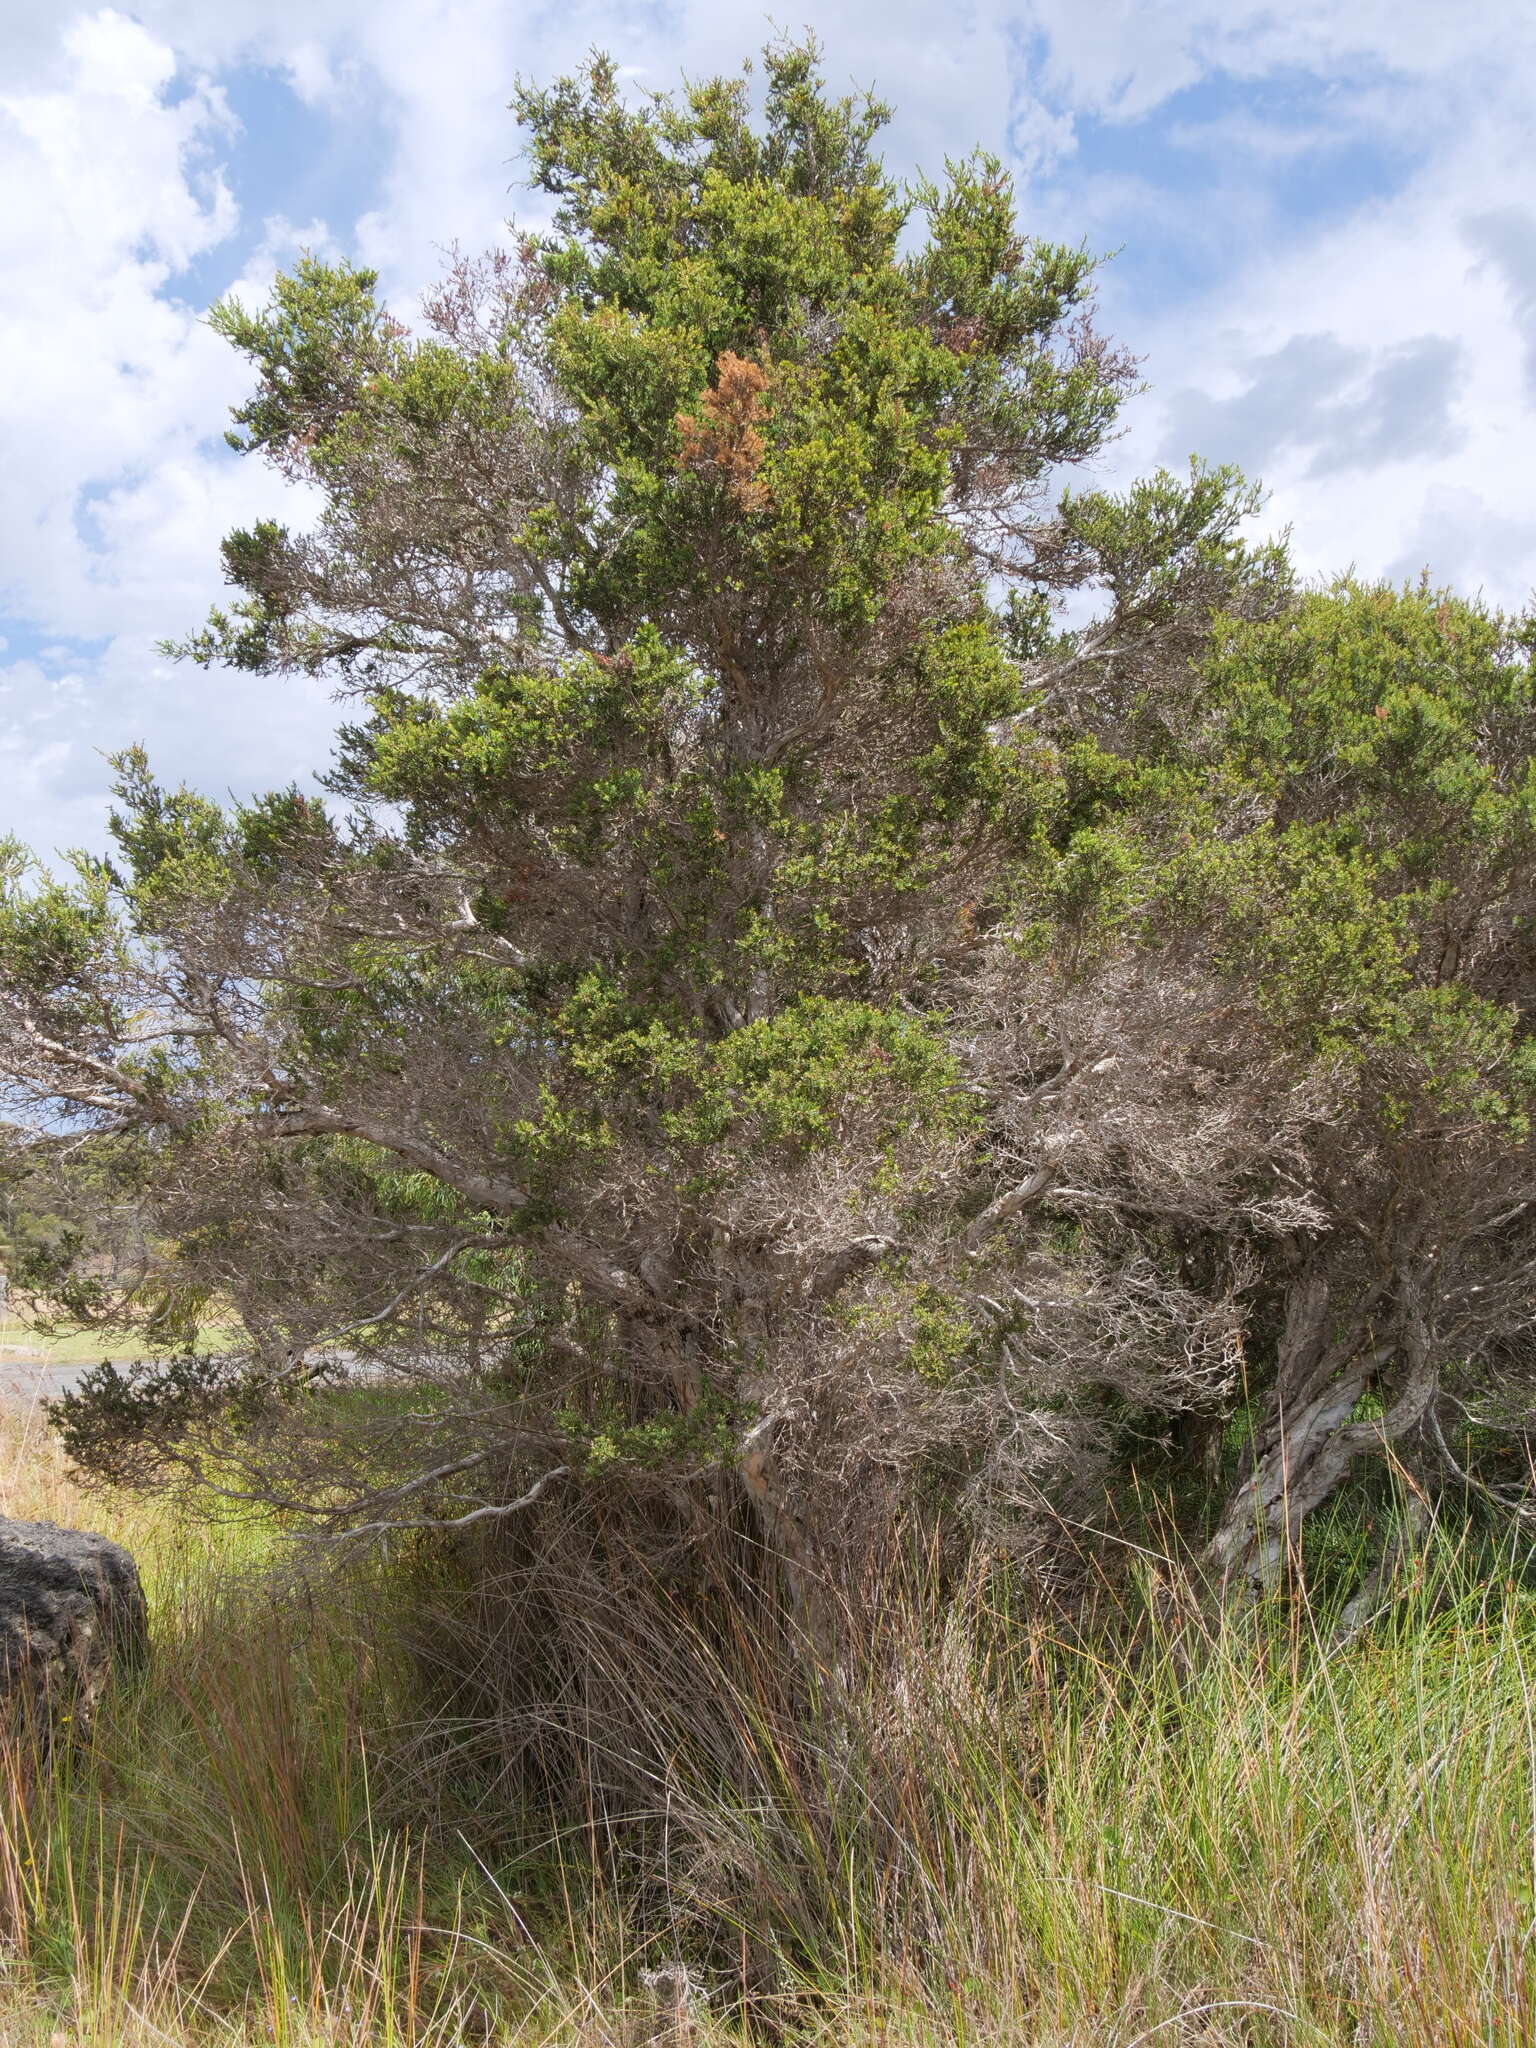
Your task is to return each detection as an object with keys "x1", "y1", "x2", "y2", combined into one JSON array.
[{"x1": 2, "y1": 0, "x2": 1535, "y2": 860}]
